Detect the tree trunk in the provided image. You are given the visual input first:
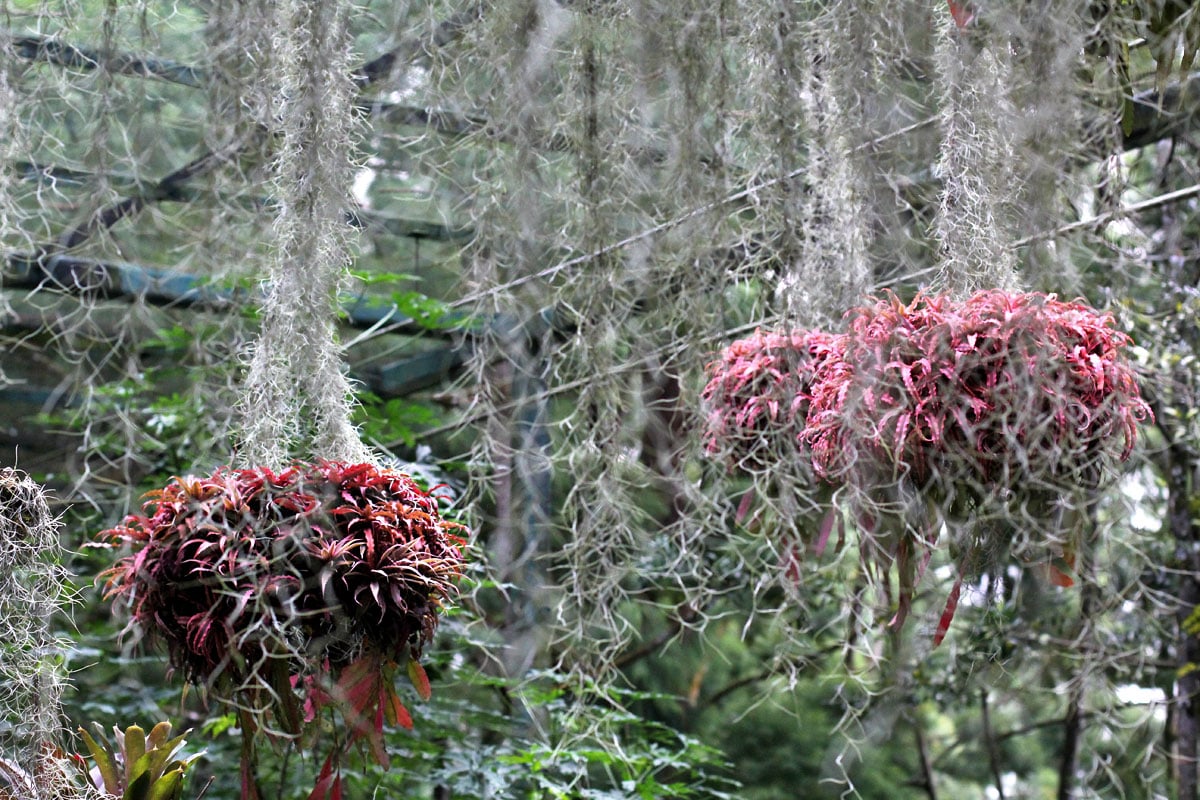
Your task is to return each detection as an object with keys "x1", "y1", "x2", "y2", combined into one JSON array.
[
  {"x1": 1057, "y1": 692, "x2": 1083, "y2": 800},
  {"x1": 914, "y1": 719, "x2": 939, "y2": 800},
  {"x1": 1168, "y1": 439, "x2": 1200, "y2": 800},
  {"x1": 1058, "y1": 514, "x2": 1099, "y2": 800},
  {"x1": 981, "y1": 689, "x2": 1006, "y2": 800}
]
